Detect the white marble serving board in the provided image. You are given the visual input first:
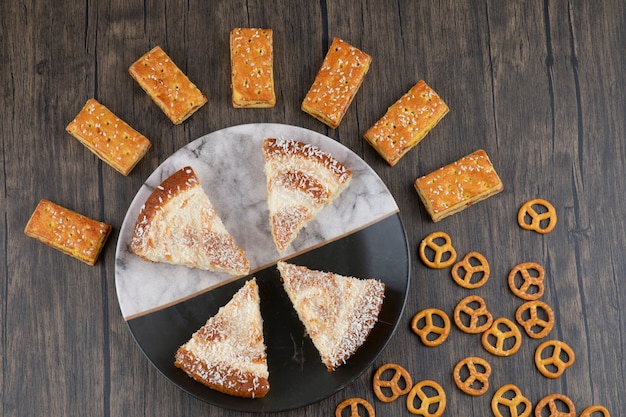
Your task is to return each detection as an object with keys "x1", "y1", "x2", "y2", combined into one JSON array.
[{"x1": 115, "y1": 123, "x2": 398, "y2": 319}]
